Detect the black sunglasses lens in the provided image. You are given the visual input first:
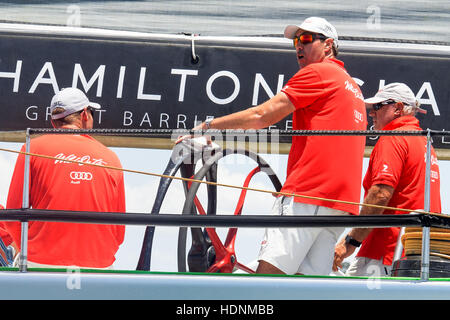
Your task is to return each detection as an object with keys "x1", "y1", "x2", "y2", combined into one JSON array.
[{"x1": 373, "y1": 100, "x2": 394, "y2": 111}]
